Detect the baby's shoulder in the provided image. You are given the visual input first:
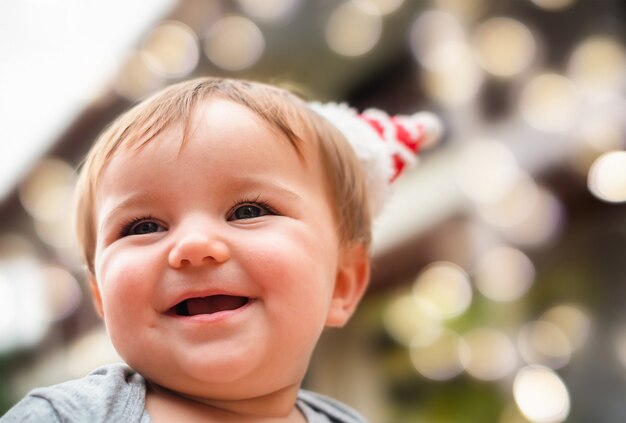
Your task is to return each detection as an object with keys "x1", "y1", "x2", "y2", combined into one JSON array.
[
  {"x1": 1, "y1": 363, "x2": 148, "y2": 423},
  {"x1": 297, "y1": 390, "x2": 368, "y2": 423}
]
